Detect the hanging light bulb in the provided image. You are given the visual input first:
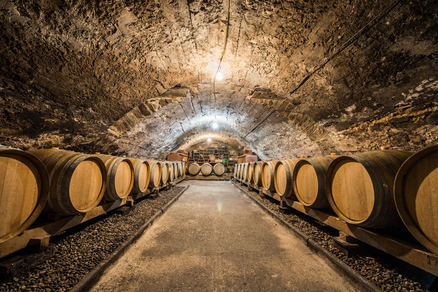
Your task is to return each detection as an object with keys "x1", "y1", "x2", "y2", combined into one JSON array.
[
  {"x1": 208, "y1": 138, "x2": 212, "y2": 142},
  {"x1": 216, "y1": 71, "x2": 224, "y2": 81},
  {"x1": 212, "y1": 123, "x2": 218, "y2": 129}
]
